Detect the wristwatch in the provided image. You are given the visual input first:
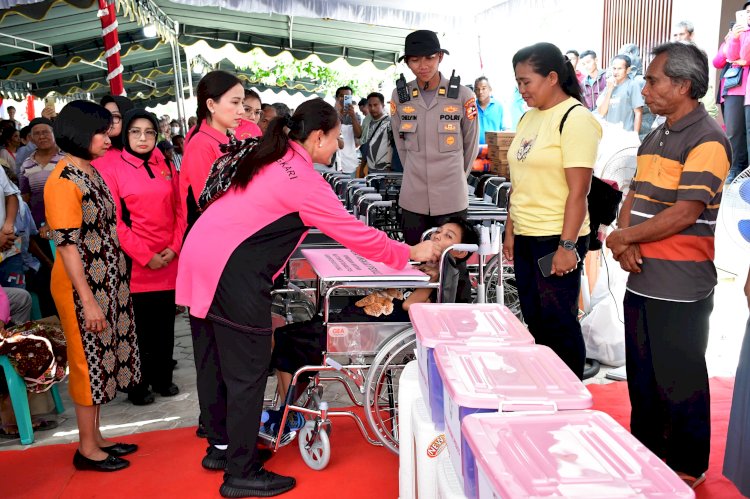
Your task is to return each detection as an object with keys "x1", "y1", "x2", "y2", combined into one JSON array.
[{"x1": 559, "y1": 239, "x2": 576, "y2": 251}]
